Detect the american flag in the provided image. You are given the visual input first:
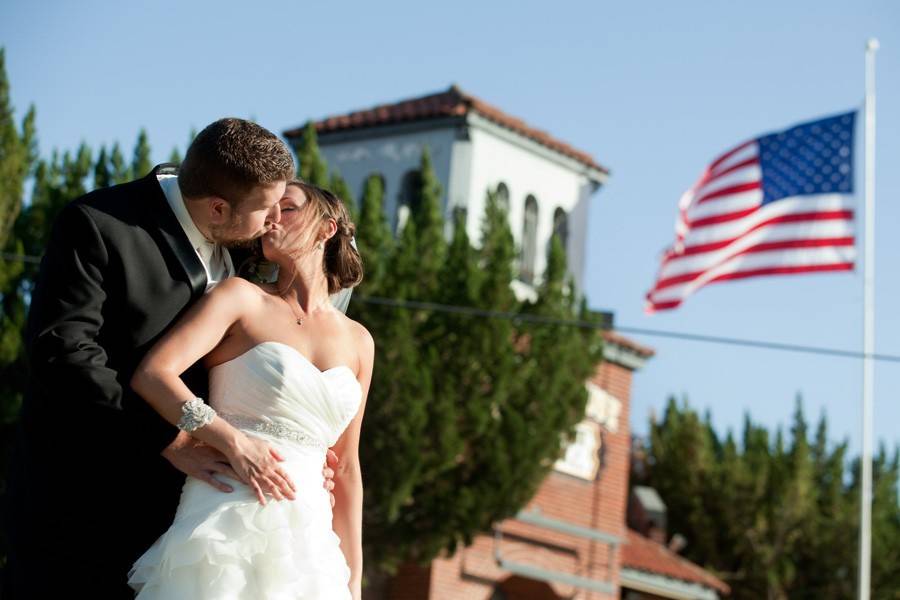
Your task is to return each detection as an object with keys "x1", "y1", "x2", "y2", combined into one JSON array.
[{"x1": 645, "y1": 111, "x2": 858, "y2": 313}]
